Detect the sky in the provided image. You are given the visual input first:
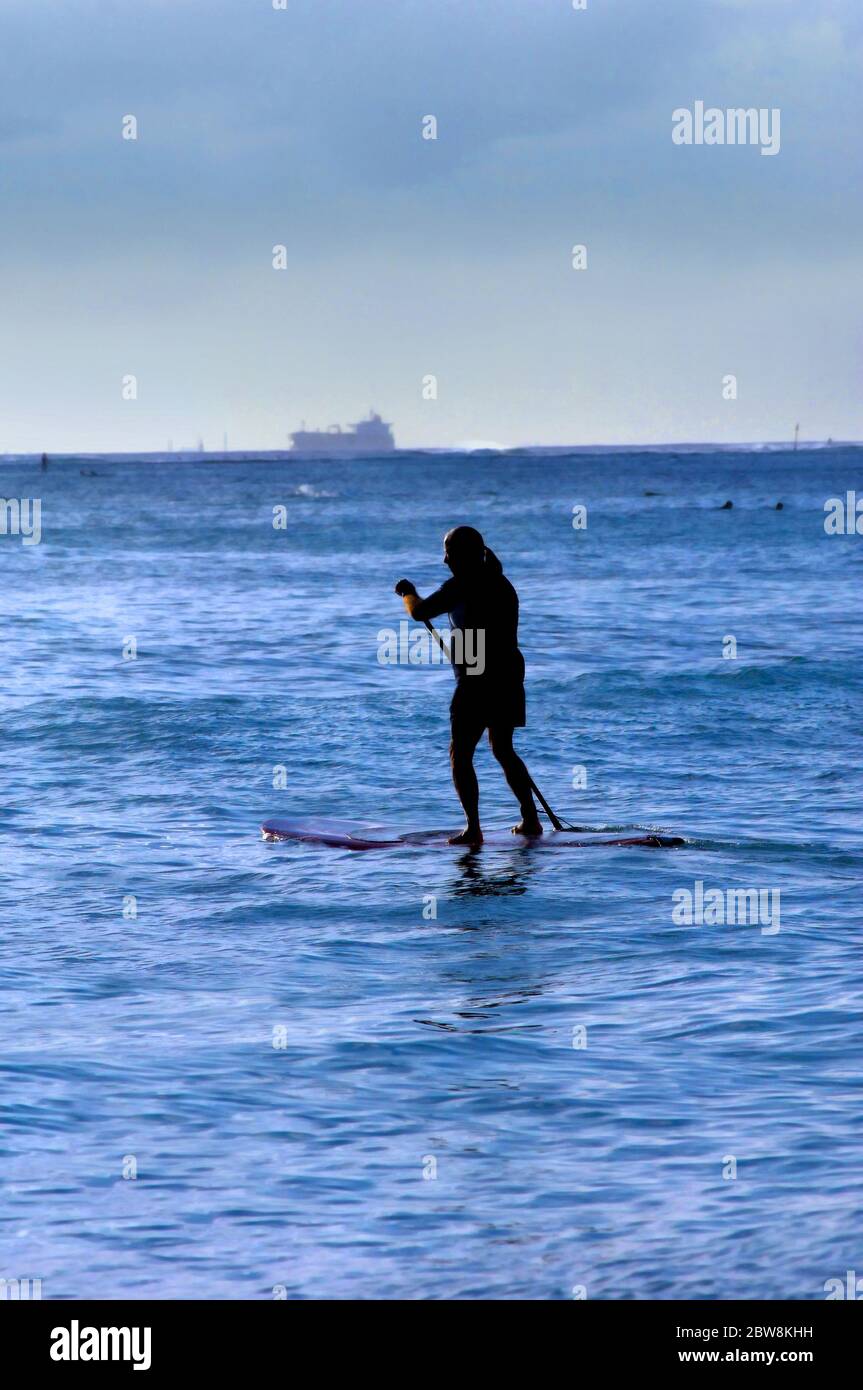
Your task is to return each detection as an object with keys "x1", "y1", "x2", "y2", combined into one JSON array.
[{"x1": 0, "y1": 0, "x2": 860, "y2": 451}]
